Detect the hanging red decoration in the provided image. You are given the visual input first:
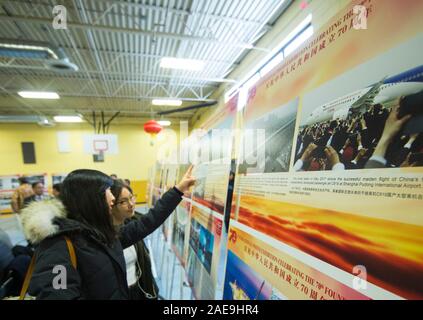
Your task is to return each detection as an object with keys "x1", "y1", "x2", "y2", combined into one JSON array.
[
  {"x1": 143, "y1": 119, "x2": 162, "y2": 135},
  {"x1": 144, "y1": 120, "x2": 162, "y2": 146}
]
